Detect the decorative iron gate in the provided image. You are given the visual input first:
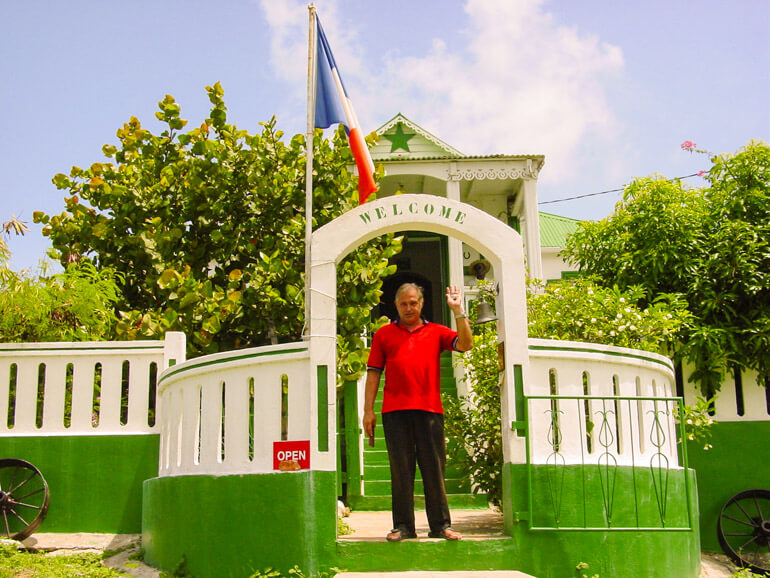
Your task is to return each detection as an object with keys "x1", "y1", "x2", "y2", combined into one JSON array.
[{"x1": 524, "y1": 394, "x2": 694, "y2": 531}]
